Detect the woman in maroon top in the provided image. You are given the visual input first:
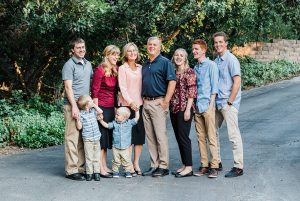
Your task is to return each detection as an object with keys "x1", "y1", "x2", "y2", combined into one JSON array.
[
  {"x1": 92, "y1": 45, "x2": 120, "y2": 178},
  {"x1": 170, "y1": 48, "x2": 196, "y2": 178}
]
